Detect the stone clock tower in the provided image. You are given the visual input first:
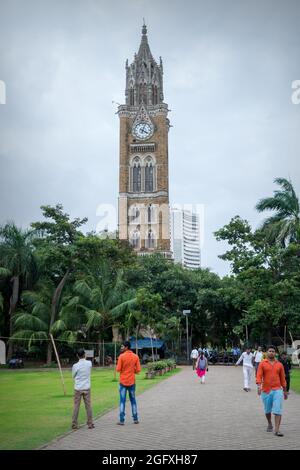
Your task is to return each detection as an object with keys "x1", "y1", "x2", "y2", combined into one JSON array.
[{"x1": 118, "y1": 23, "x2": 172, "y2": 259}]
